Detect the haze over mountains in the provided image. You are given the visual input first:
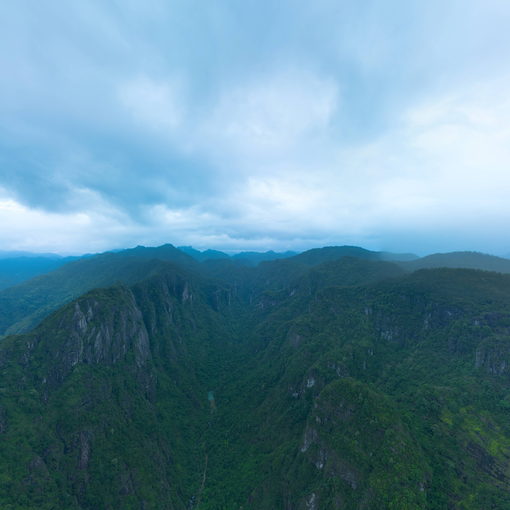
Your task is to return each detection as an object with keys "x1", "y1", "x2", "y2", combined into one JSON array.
[
  {"x1": 0, "y1": 253, "x2": 80, "y2": 291},
  {"x1": 2, "y1": 243, "x2": 510, "y2": 508},
  {"x1": 2, "y1": 244, "x2": 510, "y2": 339}
]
